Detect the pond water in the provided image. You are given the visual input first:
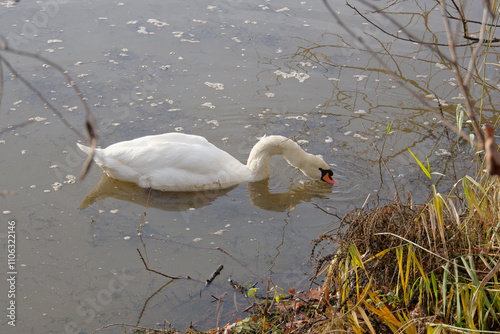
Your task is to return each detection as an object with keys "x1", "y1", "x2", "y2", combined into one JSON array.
[{"x1": 0, "y1": 0, "x2": 498, "y2": 333}]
